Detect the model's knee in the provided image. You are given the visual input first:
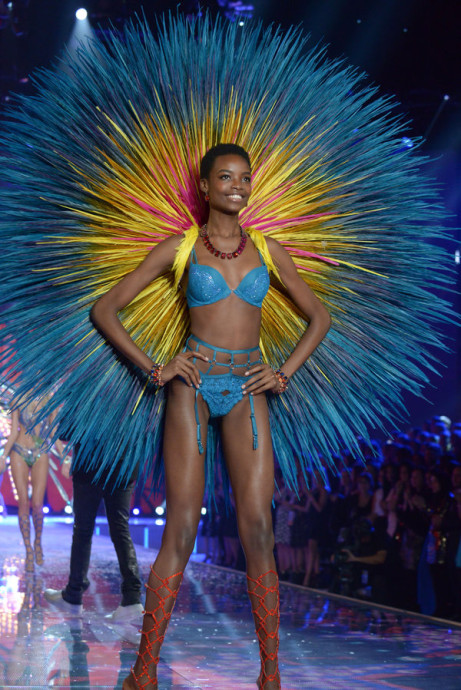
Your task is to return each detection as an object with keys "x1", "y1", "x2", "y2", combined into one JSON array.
[
  {"x1": 17, "y1": 499, "x2": 30, "y2": 515},
  {"x1": 31, "y1": 500, "x2": 43, "y2": 514},
  {"x1": 162, "y1": 519, "x2": 199, "y2": 559},
  {"x1": 238, "y1": 514, "x2": 274, "y2": 555}
]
